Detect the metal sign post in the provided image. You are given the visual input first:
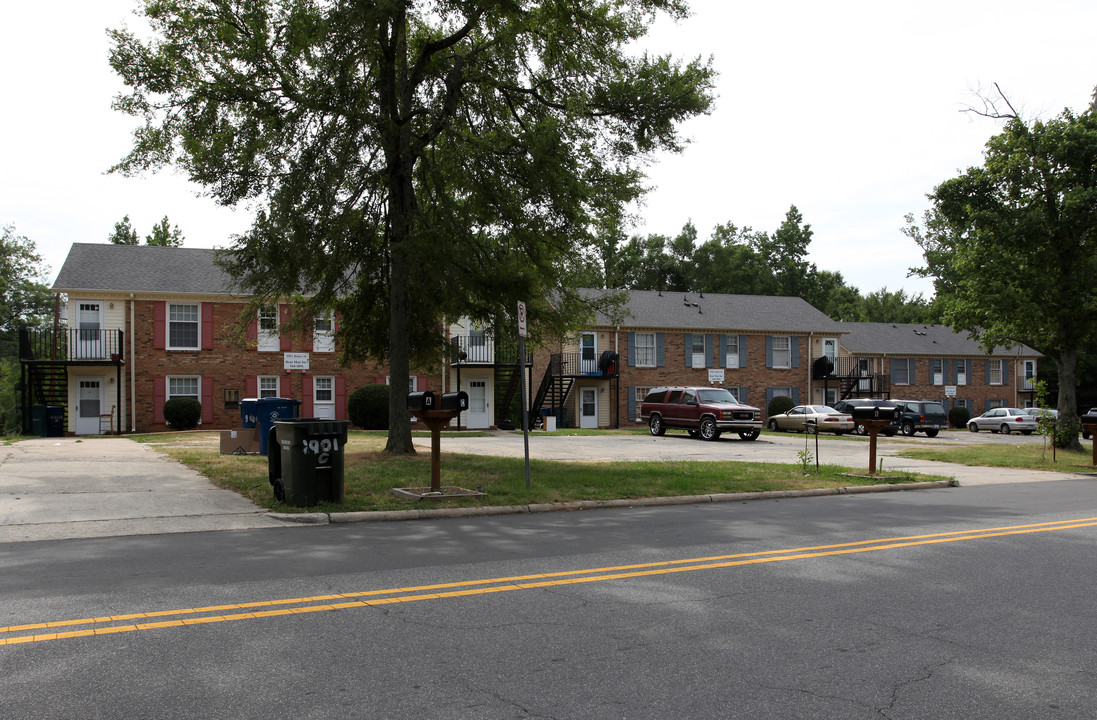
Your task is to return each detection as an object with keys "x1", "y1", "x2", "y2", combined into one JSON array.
[{"x1": 518, "y1": 301, "x2": 531, "y2": 489}]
